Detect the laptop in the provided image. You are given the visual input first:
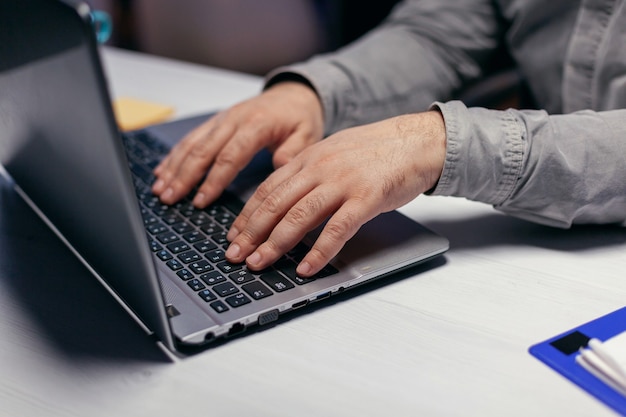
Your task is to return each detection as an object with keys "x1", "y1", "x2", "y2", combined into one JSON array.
[{"x1": 0, "y1": 0, "x2": 449, "y2": 354}]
